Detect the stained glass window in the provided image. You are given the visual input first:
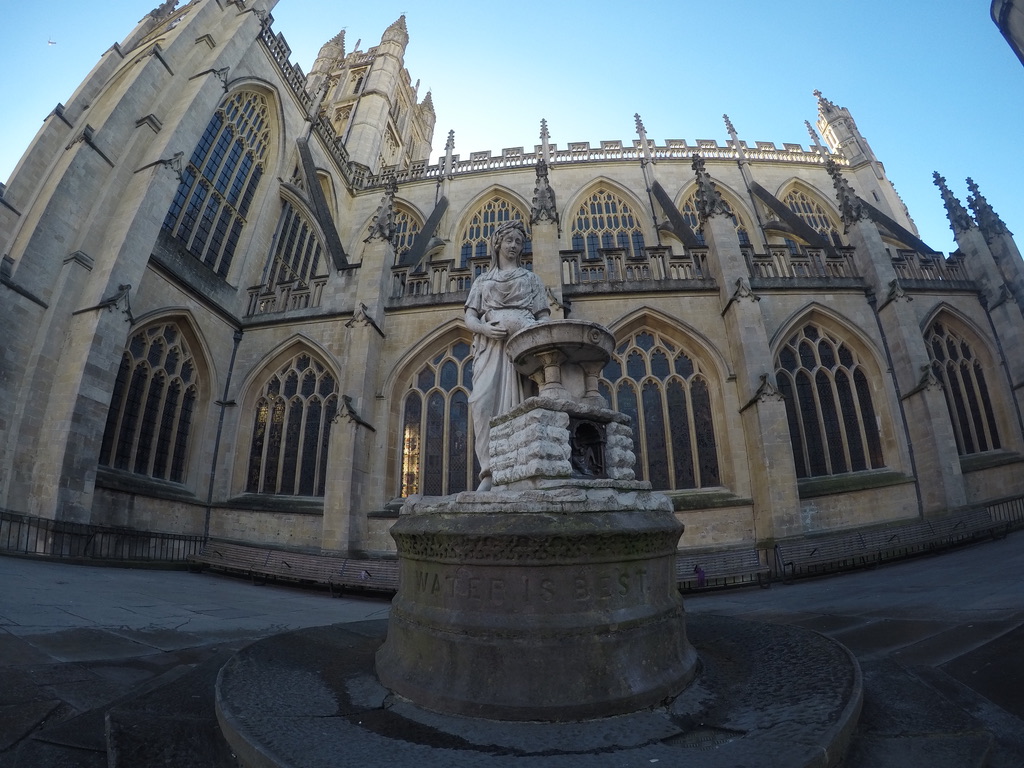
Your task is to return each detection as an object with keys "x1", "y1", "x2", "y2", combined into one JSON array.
[
  {"x1": 776, "y1": 323, "x2": 884, "y2": 478},
  {"x1": 162, "y1": 90, "x2": 270, "y2": 278},
  {"x1": 458, "y1": 197, "x2": 530, "y2": 268},
  {"x1": 926, "y1": 321, "x2": 1001, "y2": 455},
  {"x1": 246, "y1": 353, "x2": 338, "y2": 496},
  {"x1": 267, "y1": 201, "x2": 325, "y2": 288},
  {"x1": 398, "y1": 340, "x2": 476, "y2": 496},
  {"x1": 393, "y1": 206, "x2": 422, "y2": 264},
  {"x1": 99, "y1": 323, "x2": 199, "y2": 483},
  {"x1": 571, "y1": 189, "x2": 646, "y2": 260},
  {"x1": 782, "y1": 189, "x2": 842, "y2": 246},
  {"x1": 600, "y1": 329, "x2": 720, "y2": 490}
]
